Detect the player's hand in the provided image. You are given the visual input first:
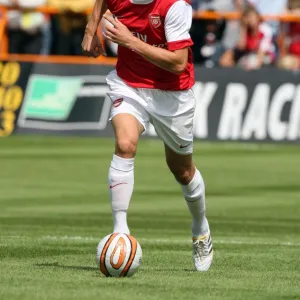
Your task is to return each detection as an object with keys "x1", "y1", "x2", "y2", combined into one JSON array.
[
  {"x1": 81, "y1": 31, "x2": 107, "y2": 58},
  {"x1": 103, "y1": 14, "x2": 134, "y2": 48}
]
